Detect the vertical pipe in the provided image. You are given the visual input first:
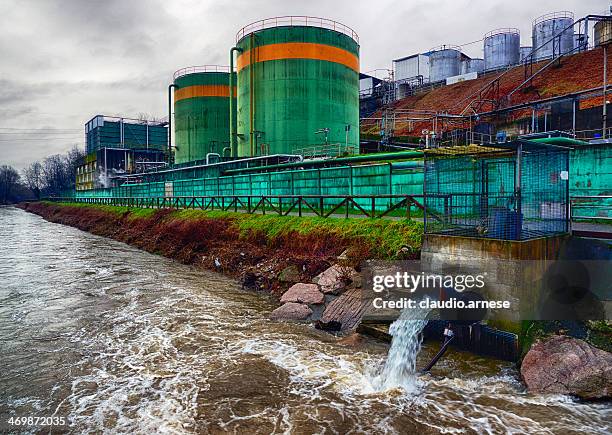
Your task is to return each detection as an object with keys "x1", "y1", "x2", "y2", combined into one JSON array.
[
  {"x1": 423, "y1": 156, "x2": 427, "y2": 234},
  {"x1": 229, "y1": 46, "x2": 243, "y2": 158},
  {"x1": 603, "y1": 44, "x2": 608, "y2": 139},
  {"x1": 249, "y1": 33, "x2": 255, "y2": 157},
  {"x1": 565, "y1": 150, "x2": 570, "y2": 233},
  {"x1": 572, "y1": 98, "x2": 576, "y2": 136},
  {"x1": 168, "y1": 84, "x2": 177, "y2": 162},
  {"x1": 104, "y1": 147, "x2": 107, "y2": 187},
  {"x1": 515, "y1": 142, "x2": 522, "y2": 239},
  {"x1": 120, "y1": 118, "x2": 124, "y2": 148}
]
